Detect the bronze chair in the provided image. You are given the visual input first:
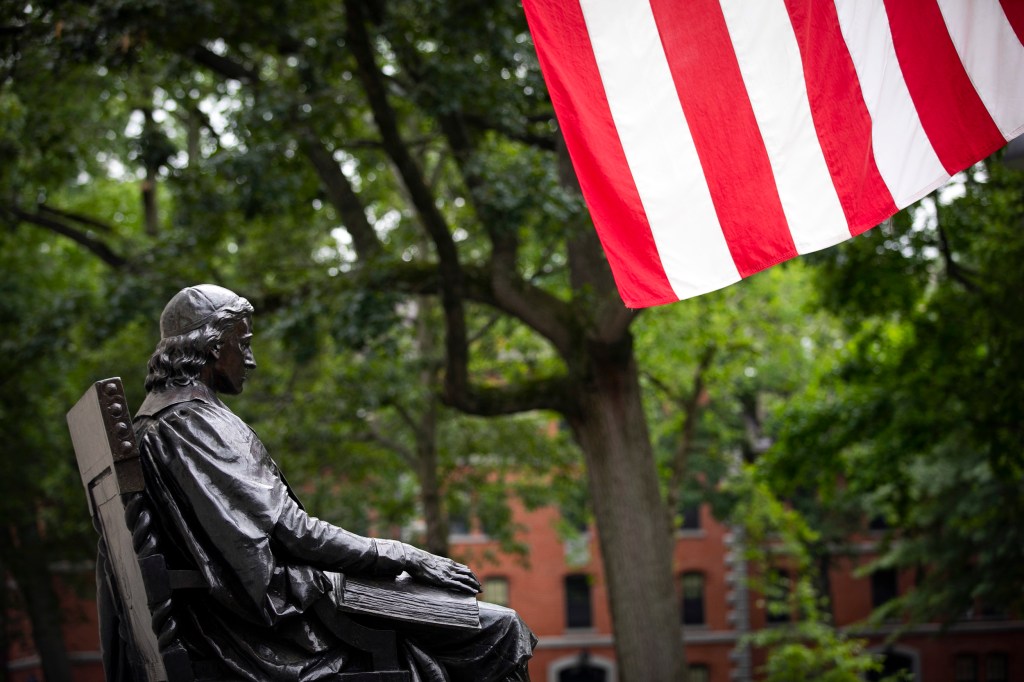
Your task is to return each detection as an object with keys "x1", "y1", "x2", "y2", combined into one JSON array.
[{"x1": 68, "y1": 378, "x2": 410, "y2": 682}]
